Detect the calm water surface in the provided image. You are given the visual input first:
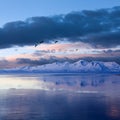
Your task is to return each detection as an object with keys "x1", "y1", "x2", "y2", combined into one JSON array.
[{"x1": 0, "y1": 74, "x2": 119, "y2": 120}]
